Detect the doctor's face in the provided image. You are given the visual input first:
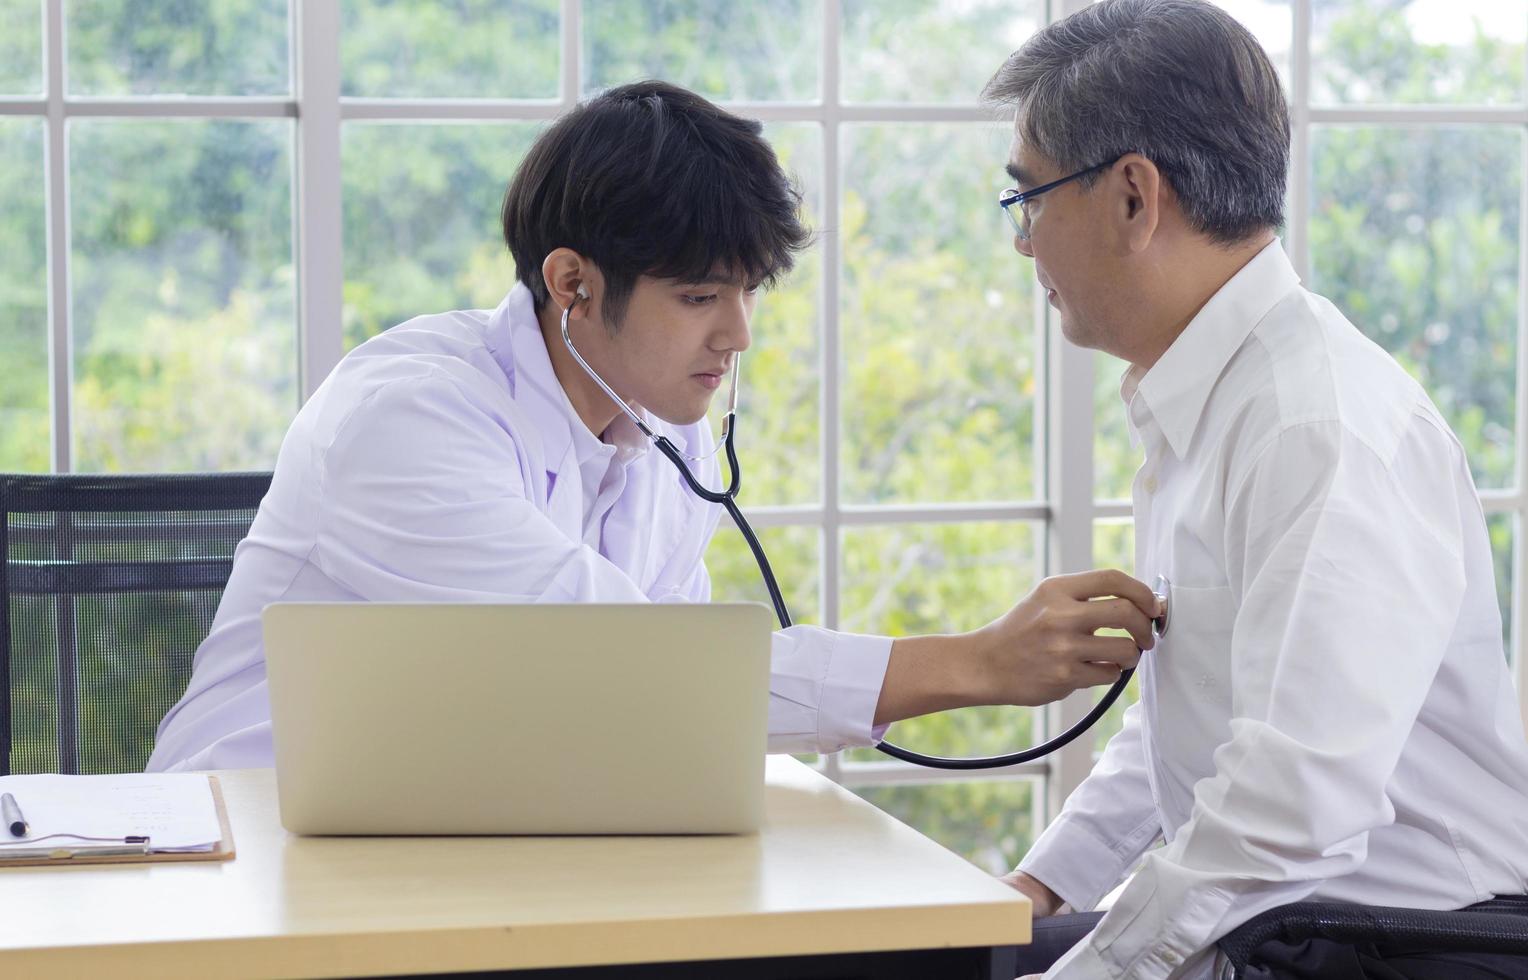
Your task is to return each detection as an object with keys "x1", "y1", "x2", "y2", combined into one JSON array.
[
  {"x1": 580, "y1": 274, "x2": 756, "y2": 426},
  {"x1": 1007, "y1": 140, "x2": 1131, "y2": 356}
]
